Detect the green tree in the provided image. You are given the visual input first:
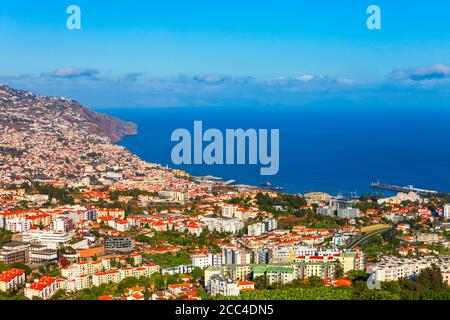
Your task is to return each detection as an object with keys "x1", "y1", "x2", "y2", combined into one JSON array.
[{"x1": 335, "y1": 263, "x2": 345, "y2": 279}]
